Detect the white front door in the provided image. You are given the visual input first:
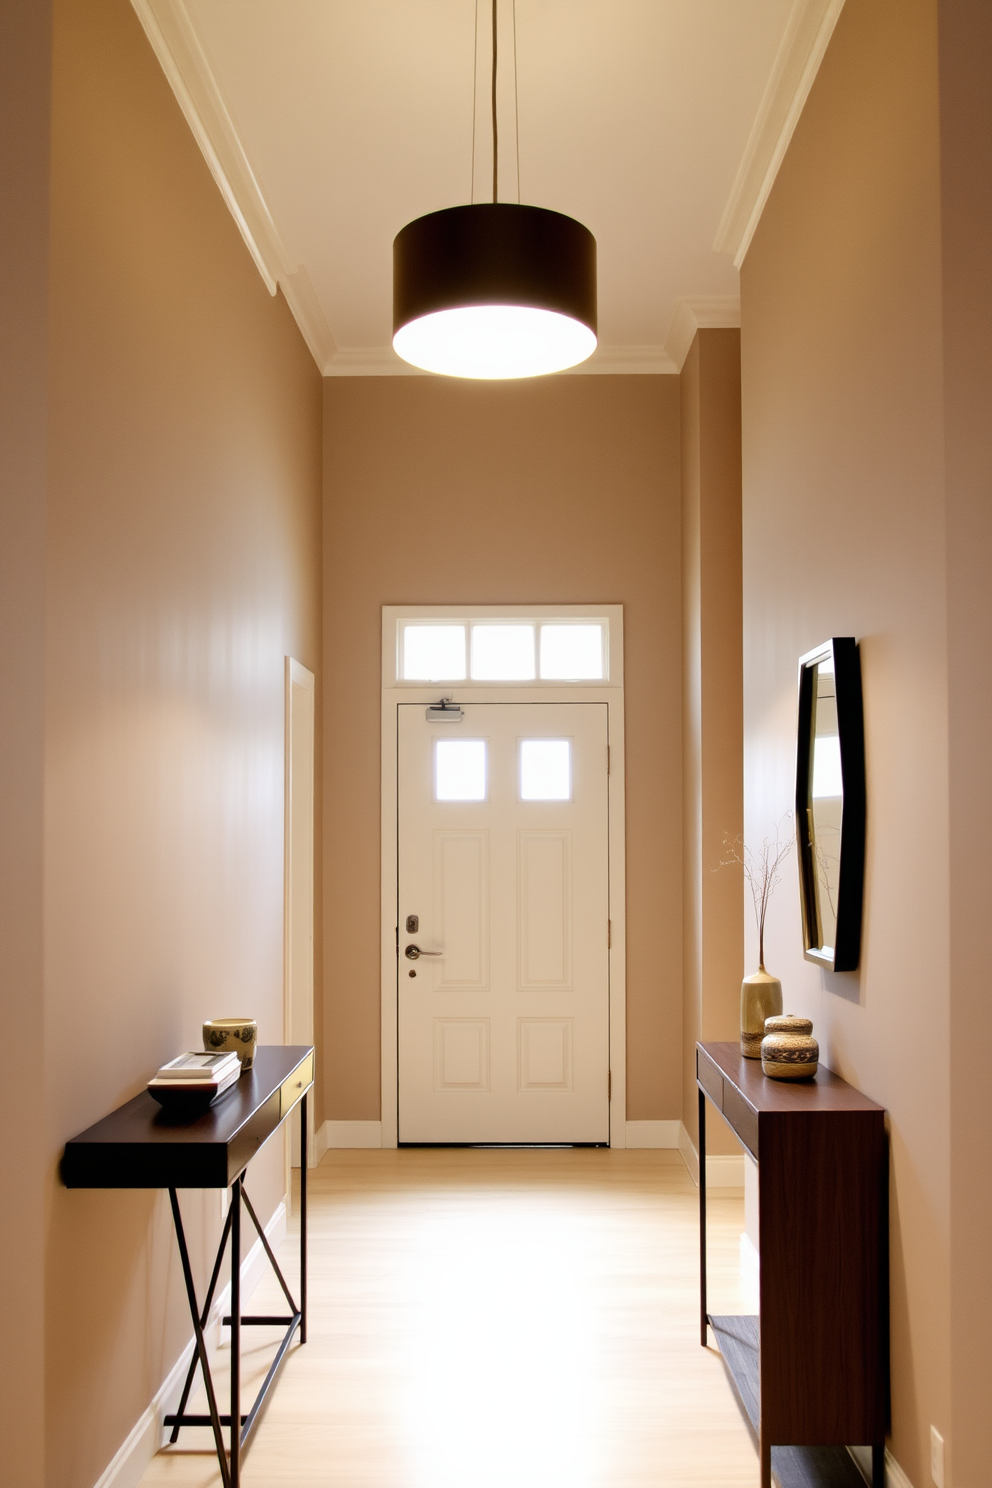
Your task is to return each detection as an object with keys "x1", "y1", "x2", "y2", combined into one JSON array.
[{"x1": 397, "y1": 702, "x2": 610, "y2": 1143}]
